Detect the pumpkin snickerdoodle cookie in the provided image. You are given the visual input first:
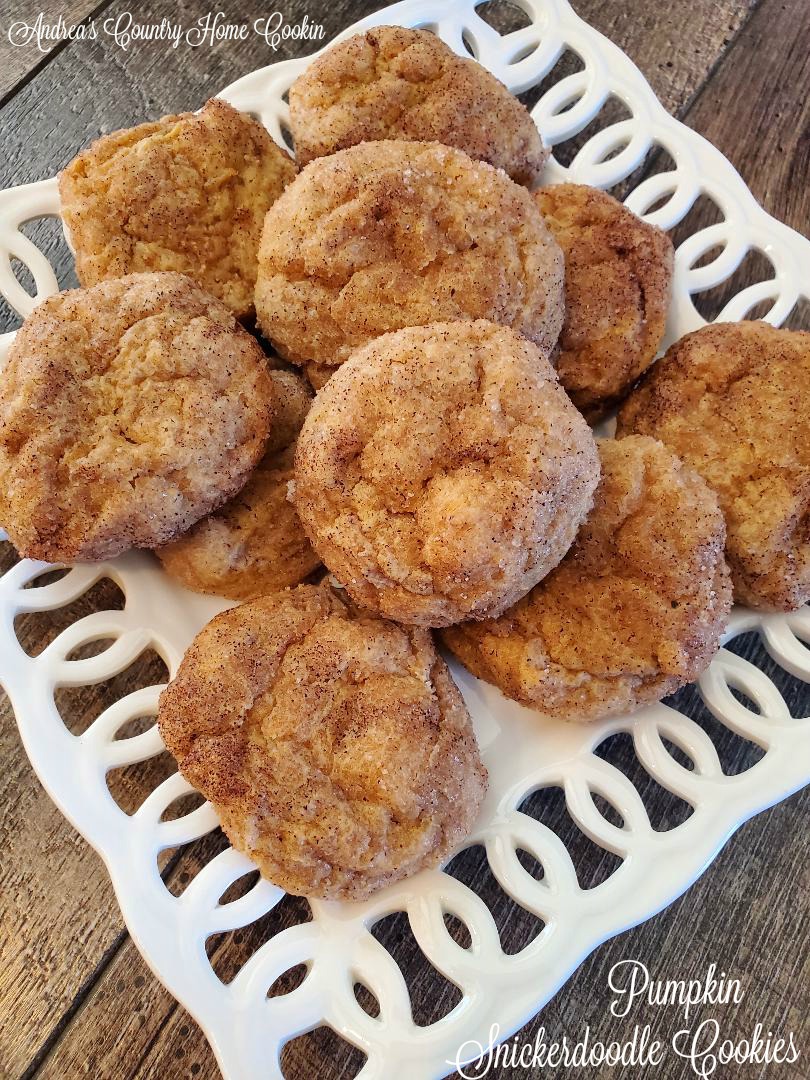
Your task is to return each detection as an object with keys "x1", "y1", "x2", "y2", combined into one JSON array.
[
  {"x1": 535, "y1": 183, "x2": 673, "y2": 422},
  {"x1": 0, "y1": 272, "x2": 274, "y2": 562},
  {"x1": 157, "y1": 583, "x2": 487, "y2": 900},
  {"x1": 443, "y1": 436, "x2": 732, "y2": 721},
  {"x1": 293, "y1": 320, "x2": 599, "y2": 627},
  {"x1": 289, "y1": 25, "x2": 549, "y2": 186},
  {"x1": 254, "y1": 140, "x2": 564, "y2": 381},
  {"x1": 59, "y1": 98, "x2": 296, "y2": 319},
  {"x1": 617, "y1": 320, "x2": 810, "y2": 611}
]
